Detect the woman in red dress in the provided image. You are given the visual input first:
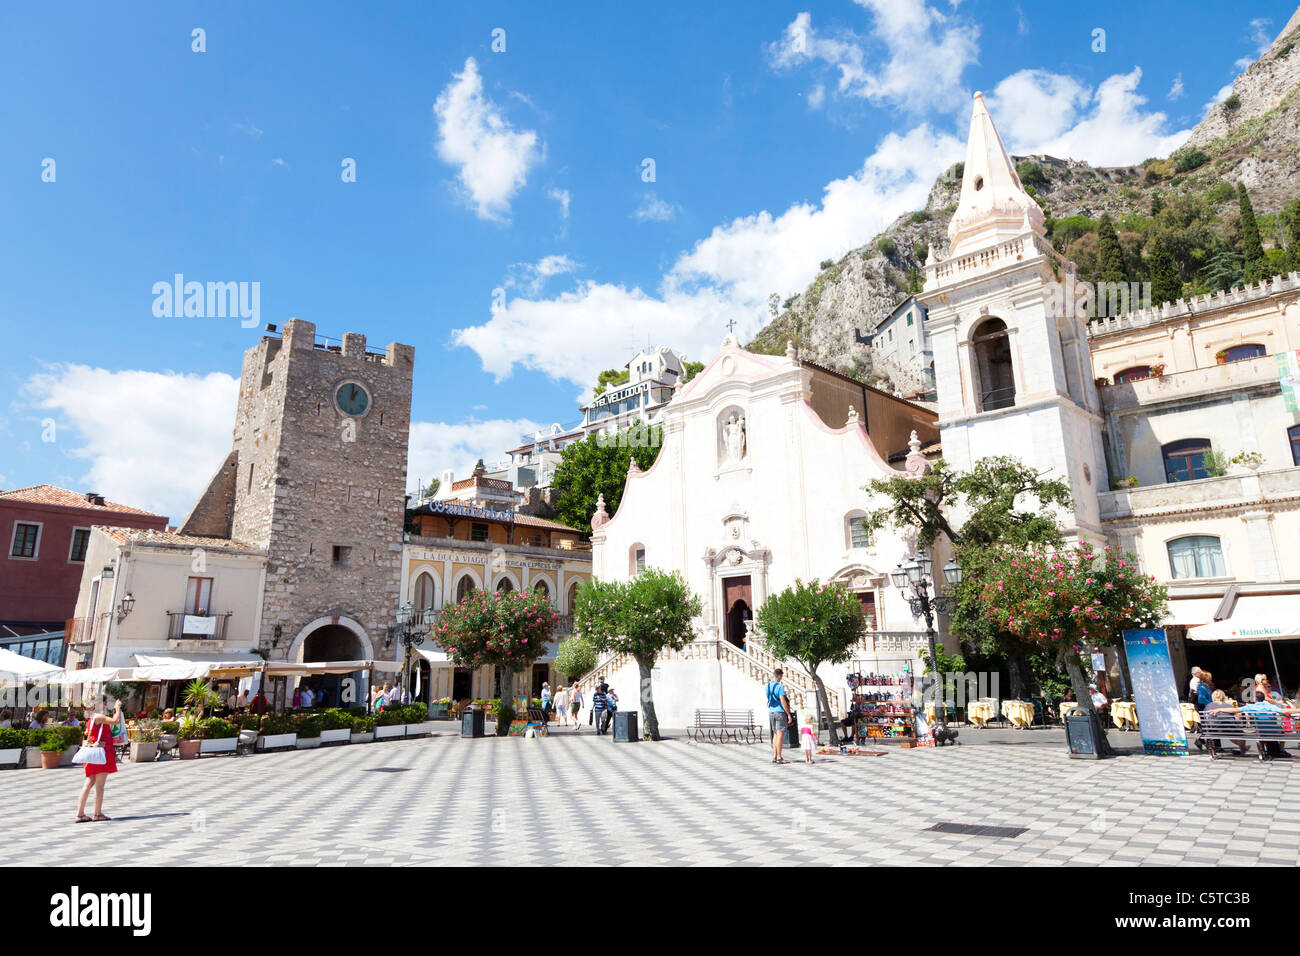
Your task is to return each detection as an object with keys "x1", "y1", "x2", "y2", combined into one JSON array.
[{"x1": 74, "y1": 697, "x2": 121, "y2": 823}]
